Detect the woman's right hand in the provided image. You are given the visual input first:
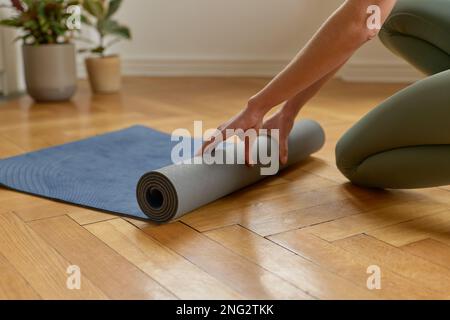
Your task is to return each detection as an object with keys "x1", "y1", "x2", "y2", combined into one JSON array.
[{"x1": 199, "y1": 101, "x2": 267, "y2": 165}]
